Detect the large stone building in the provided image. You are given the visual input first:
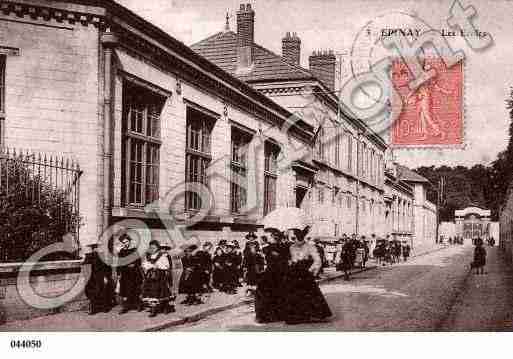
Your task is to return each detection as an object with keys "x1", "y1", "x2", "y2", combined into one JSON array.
[
  {"x1": 192, "y1": 4, "x2": 388, "y2": 241},
  {"x1": 0, "y1": 0, "x2": 435, "y2": 250}
]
